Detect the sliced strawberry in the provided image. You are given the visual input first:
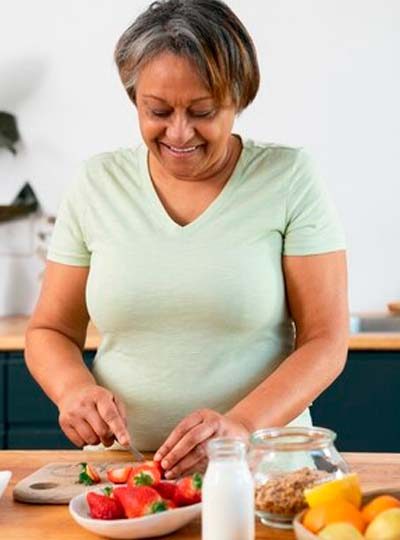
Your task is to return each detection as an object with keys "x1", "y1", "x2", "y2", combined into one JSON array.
[
  {"x1": 114, "y1": 485, "x2": 168, "y2": 518},
  {"x1": 87, "y1": 491, "x2": 125, "y2": 520},
  {"x1": 175, "y1": 473, "x2": 202, "y2": 506},
  {"x1": 128, "y1": 463, "x2": 161, "y2": 487},
  {"x1": 106, "y1": 465, "x2": 133, "y2": 484},
  {"x1": 79, "y1": 462, "x2": 101, "y2": 485},
  {"x1": 153, "y1": 481, "x2": 178, "y2": 502}
]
